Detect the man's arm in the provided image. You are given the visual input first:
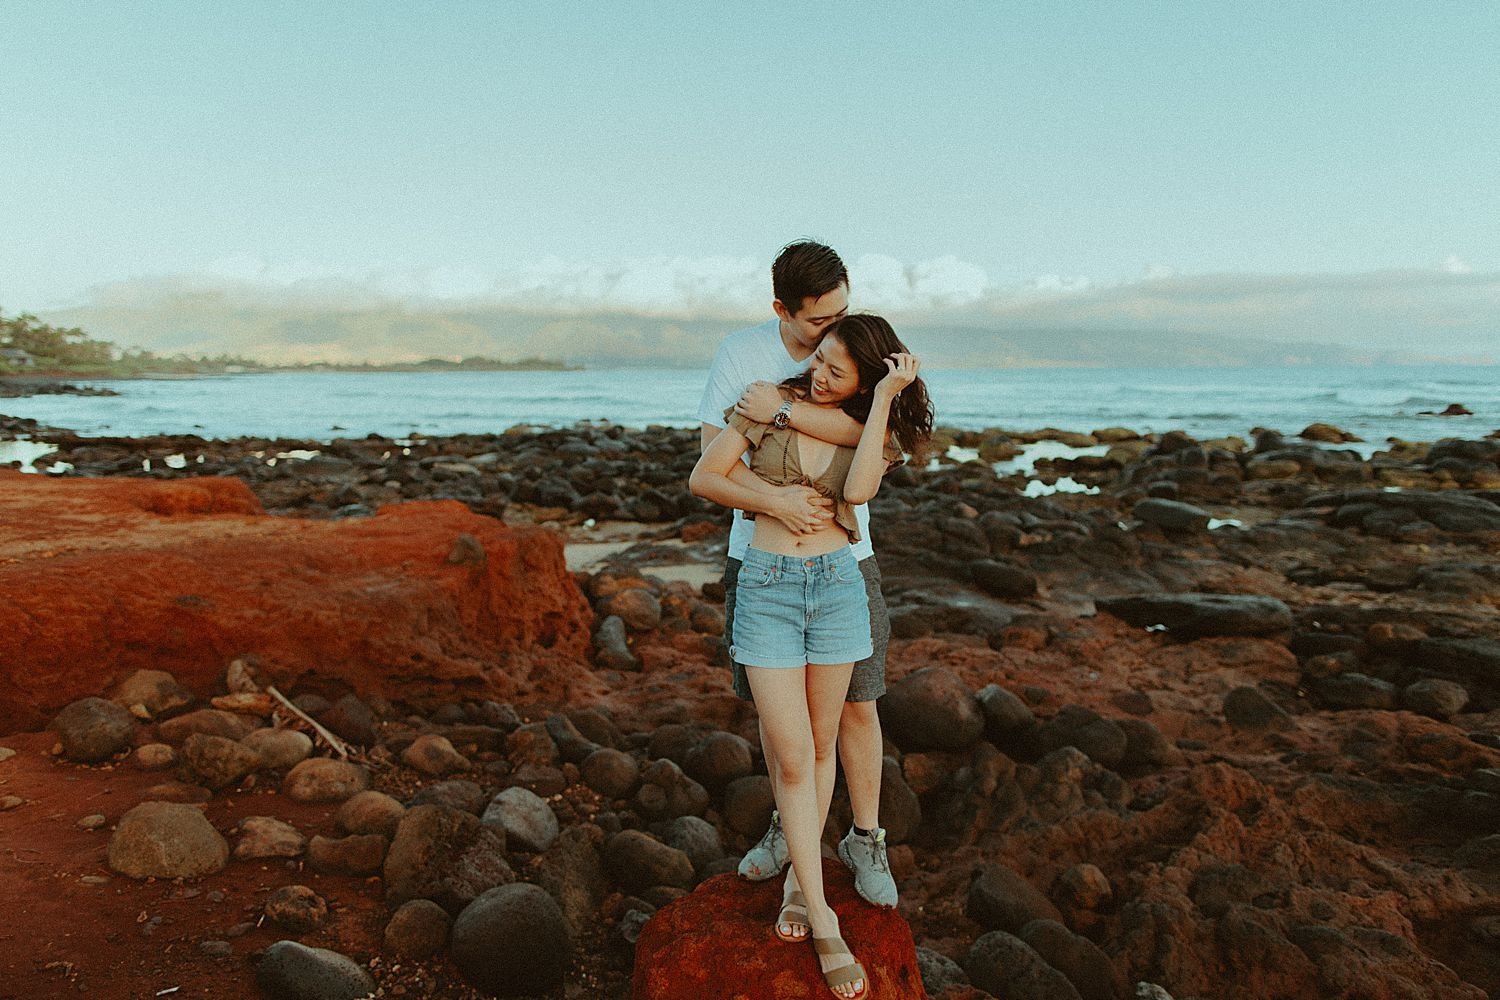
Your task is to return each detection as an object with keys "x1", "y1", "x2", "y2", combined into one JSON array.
[
  {"x1": 734, "y1": 382, "x2": 863, "y2": 447},
  {"x1": 699, "y1": 422, "x2": 832, "y2": 533}
]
